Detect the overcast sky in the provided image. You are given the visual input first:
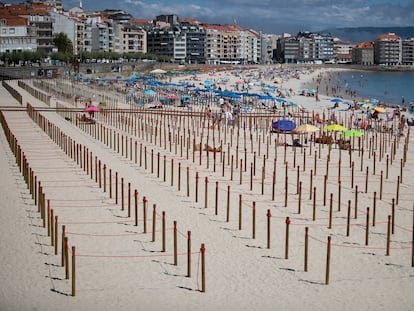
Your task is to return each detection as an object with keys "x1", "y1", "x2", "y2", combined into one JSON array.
[{"x1": 6, "y1": 0, "x2": 414, "y2": 34}]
